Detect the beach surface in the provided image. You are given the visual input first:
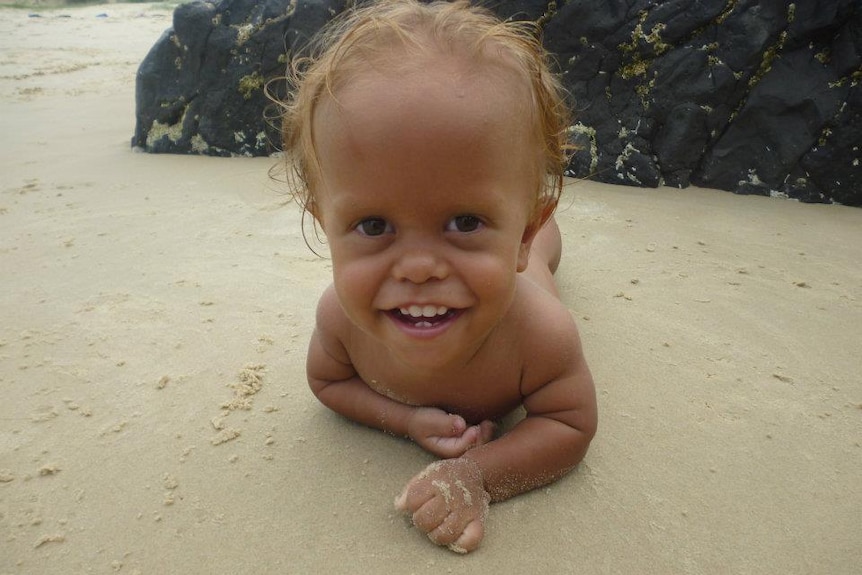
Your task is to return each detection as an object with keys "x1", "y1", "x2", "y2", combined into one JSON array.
[{"x1": 1, "y1": 4, "x2": 860, "y2": 573}]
